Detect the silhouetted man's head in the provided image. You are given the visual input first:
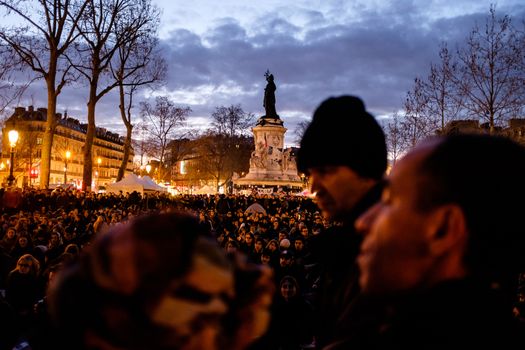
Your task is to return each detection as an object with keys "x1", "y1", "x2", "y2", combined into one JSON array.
[
  {"x1": 356, "y1": 134, "x2": 525, "y2": 296},
  {"x1": 298, "y1": 96, "x2": 386, "y2": 220}
]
